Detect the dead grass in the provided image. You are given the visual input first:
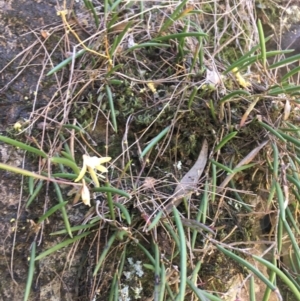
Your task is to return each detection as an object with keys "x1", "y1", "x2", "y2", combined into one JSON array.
[{"x1": 1, "y1": 0, "x2": 300, "y2": 300}]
